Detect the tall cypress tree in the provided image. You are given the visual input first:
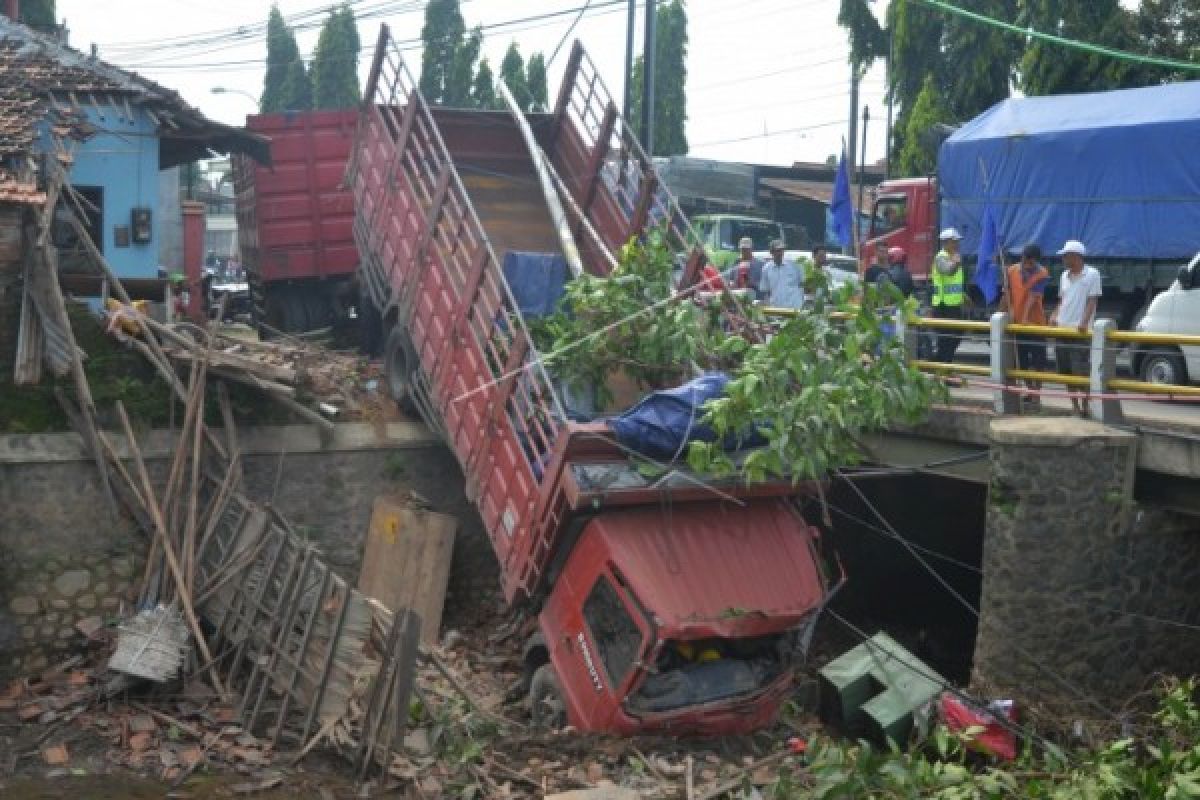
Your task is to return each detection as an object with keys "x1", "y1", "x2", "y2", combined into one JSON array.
[
  {"x1": 471, "y1": 56, "x2": 498, "y2": 110},
  {"x1": 262, "y1": 6, "x2": 312, "y2": 112},
  {"x1": 627, "y1": 0, "x2": 690, "y2": 156},
  {"x1": 445, "y1": 26, "x2": 482, "y2": 107},
  {"x1": 419, "y1": 0, "x2": 467, "y2": 104},
  {"x1": 526, "y1": 52, "x2": 548, "y2": 112},
  {"x1": 500, "y1": 42, "x2": 531, "y2": 110},
  {"x1": 313, "y1": 3, "x2": 361, "y2": 109}
]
